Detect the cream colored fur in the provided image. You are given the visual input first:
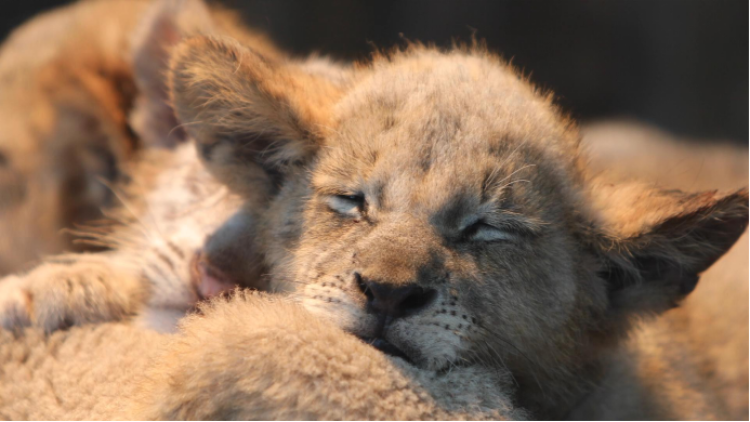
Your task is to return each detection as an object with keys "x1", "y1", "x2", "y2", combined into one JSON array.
[
  {"x1": 0, "y1": 292, "x2": 523, "y2": 420},
  {"x1": 0, "y1": 144, "x2": 243, "y2": 333},
  {"x1": 0, "y1": 3, "x2": 746, "y2": 421}
]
